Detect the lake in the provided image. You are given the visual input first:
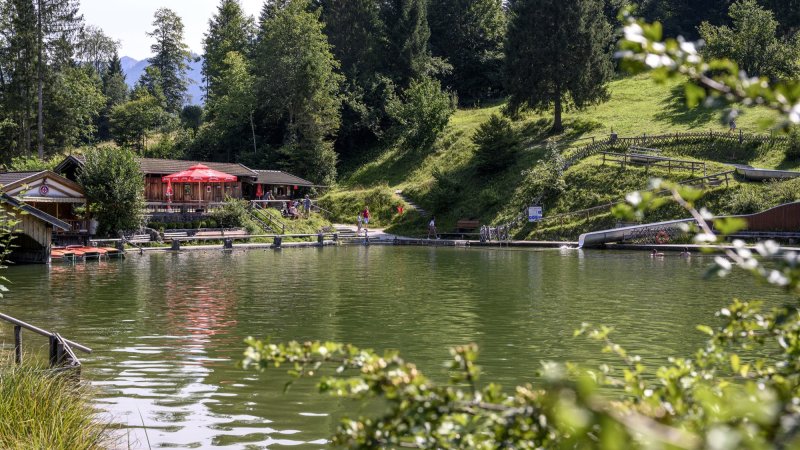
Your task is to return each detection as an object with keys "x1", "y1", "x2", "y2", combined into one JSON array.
[{"x1": 0, "y1": 246, "x2": 788, "y2": 448}]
